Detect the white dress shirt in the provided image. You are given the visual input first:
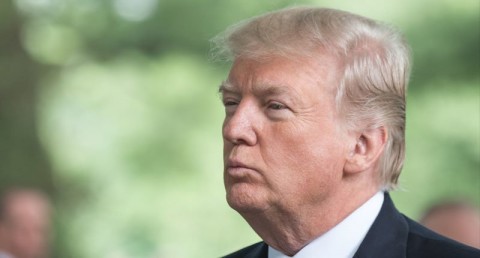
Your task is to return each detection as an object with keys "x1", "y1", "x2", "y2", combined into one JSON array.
[{"x1": 268, "y1": 192, "x2": 384, "y2": 258}]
